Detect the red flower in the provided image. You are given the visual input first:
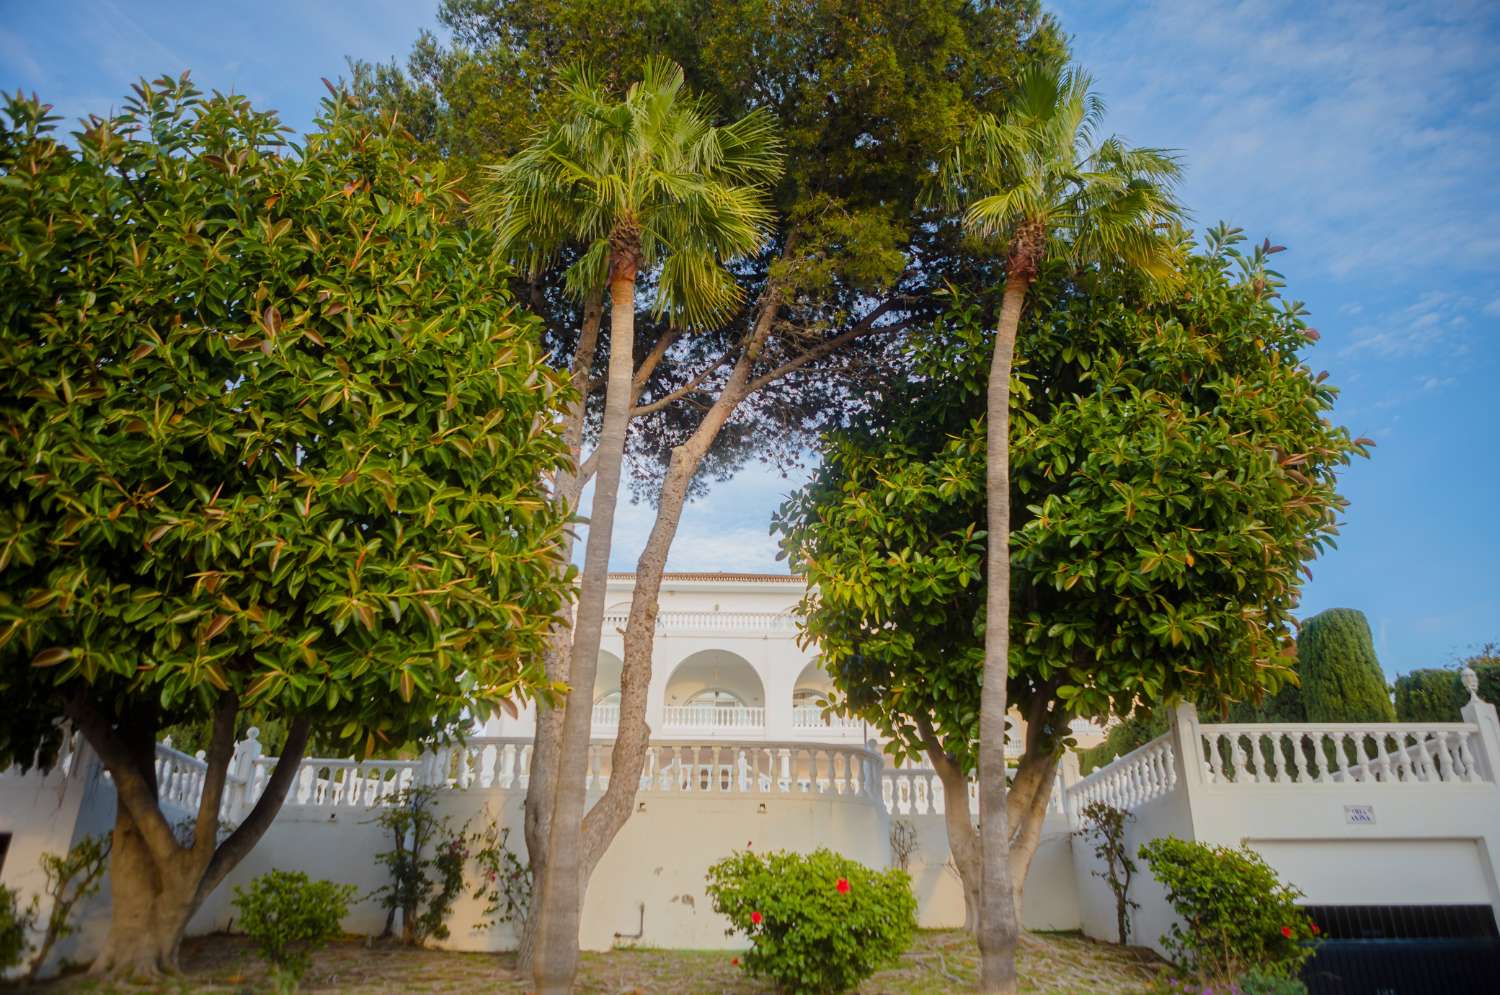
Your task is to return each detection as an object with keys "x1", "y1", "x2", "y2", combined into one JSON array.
[
  {"x1": 1281, "y1": 926, "x2": 1294, "y2": 939},
  {"x1": 836, "y1": 878, "x2": 850, "y2": 895},
  {"x1": 751, "y1": 911, "x2": 763, "y2": 925},
  {"x1": 731, "y1": 957, "x2": 740, "y2": 966},
  {"x1": 1310, "y1": 923, "x2": 1321, "y2": 936}
]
